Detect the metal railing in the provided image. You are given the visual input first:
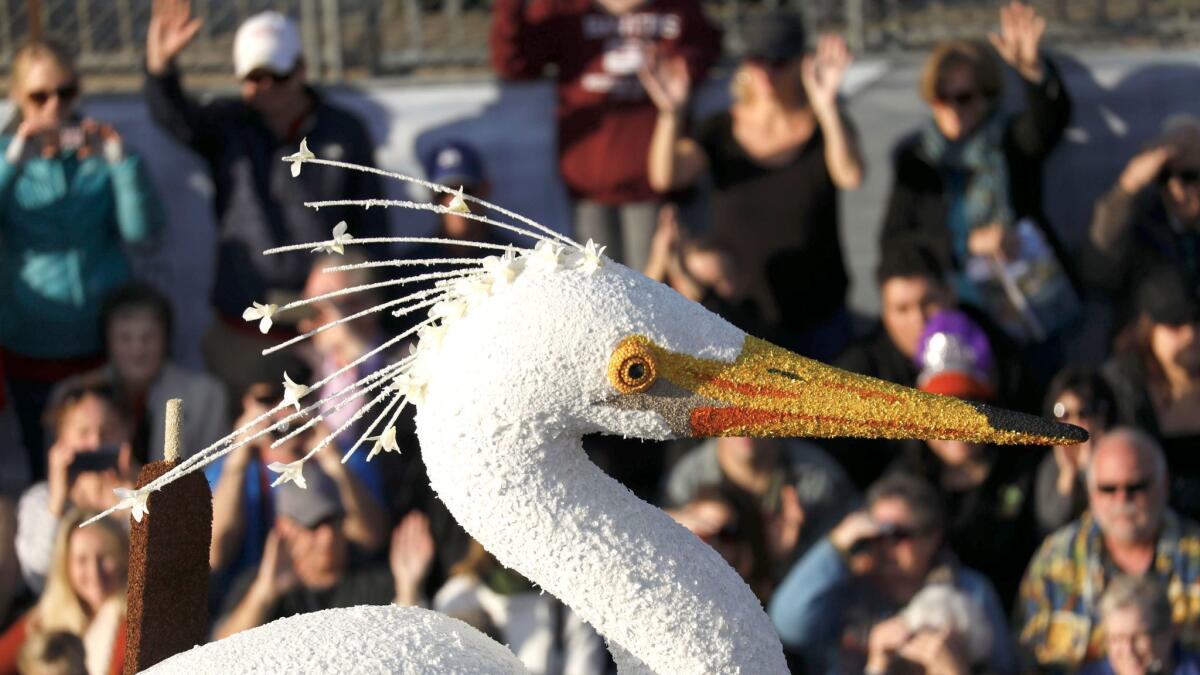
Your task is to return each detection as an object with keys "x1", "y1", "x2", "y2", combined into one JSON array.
[{"x1": 1, "y1": 0, "x2": 1198, "y2": 89}]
